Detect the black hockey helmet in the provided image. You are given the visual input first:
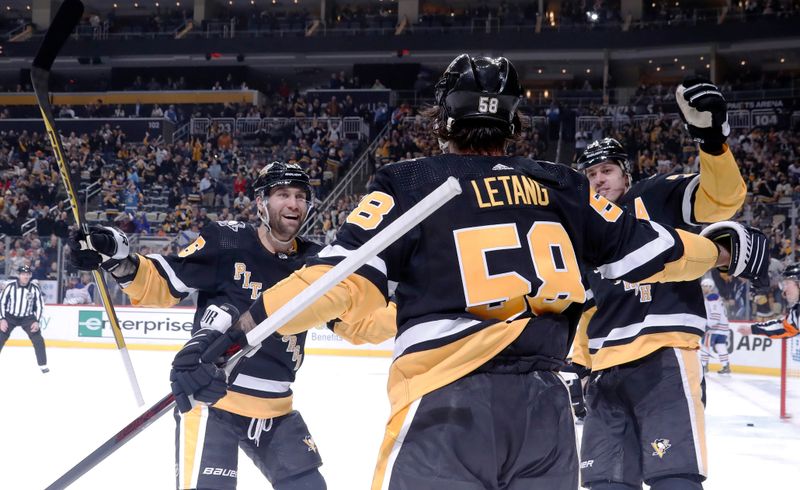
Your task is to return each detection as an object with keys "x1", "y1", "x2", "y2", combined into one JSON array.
[
  {"x1": 577, "y1": 138, "x2": 631, "y2": 174},
  {"x1": 434, "y1": 54, "x2": 523, "y2": 135},
  {"x1": 17, "y1": 264, "x2": 32, "y2": 274},
  {"x1": 252, "y1": 161, "x2": 312, "y2": 201},
  {"x1": 782, "y1": 263, "x2": 800, "y2": 282}
]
